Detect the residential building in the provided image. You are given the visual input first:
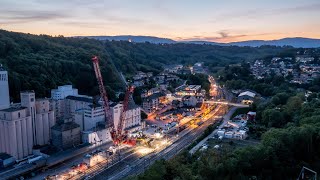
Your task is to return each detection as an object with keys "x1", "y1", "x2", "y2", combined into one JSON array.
[
  {"x1": 142, "y1": 92, "x2": 166, "y2": 113},
  {"x1": 110, "y1": 98, "x2": 142, "y2": 132},
  {"x1": 192, "y1": 62, "x2": 205, "y2": 74},
  {"x1": 178, "y1": 67, "x2": 192, "y2": 74},
  {"x1": 166, "y1": 74, "x2": 180, "y2": 82},
  {"x1": 141, "y1": 87, "x2": 160, "y2": 98},
  {"x1": 176, "y1": 85, "x2": 202, "y2": 96},
  {"x1": 133, "y1": 79, "x2": 145, "y2": 87},
  {"x1": 164, "y1": 64, "x2": 183, "y2": 73},
  {"x1": 153, "y1": 75, "x2": 165, "y2": 84},
  {"x1": 133, "y1": 71, "x2": 147, "y2": 81},
  {"x1": 296, "y1": 56, "x2": 314, "y2": 63},
  {"x1": 182, "y1": 96, "x2": 197, "y2": 107},
  {"x1": 0, "y1": 65, "x2": 10, "y2": 110}
]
